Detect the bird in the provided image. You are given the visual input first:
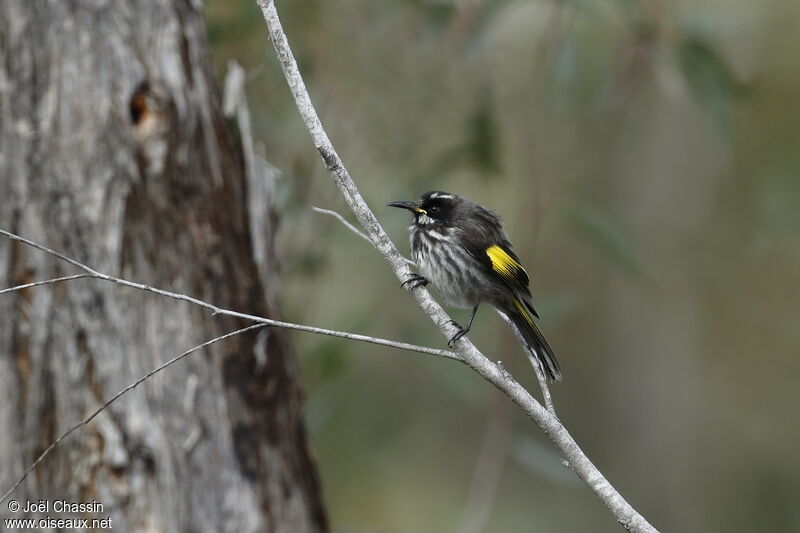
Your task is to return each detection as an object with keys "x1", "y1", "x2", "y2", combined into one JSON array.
[{"x1": 388, "y1": 191, "x2": 561, "y2": 381}]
